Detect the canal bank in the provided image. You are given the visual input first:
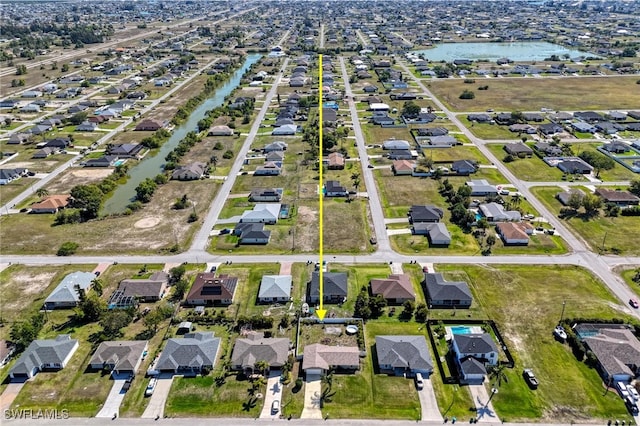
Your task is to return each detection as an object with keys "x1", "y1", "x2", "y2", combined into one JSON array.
[{"x1": 101, "y1": 53, "x2": 262, "y2": 215}]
